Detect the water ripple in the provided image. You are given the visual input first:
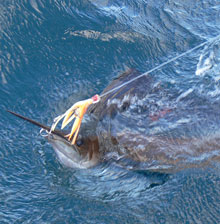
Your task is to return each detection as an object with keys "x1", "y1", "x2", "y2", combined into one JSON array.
[{"x1": 1, "y1": 0, "x2": 220, "y2": 223}]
